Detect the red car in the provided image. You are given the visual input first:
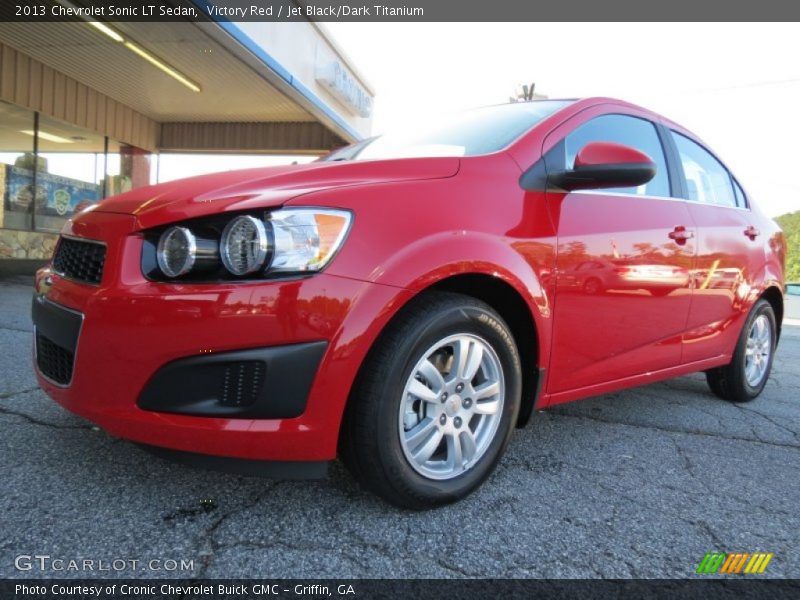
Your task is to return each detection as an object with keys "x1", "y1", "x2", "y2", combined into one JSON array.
[{"x1": 33, "y1": 98, "x2": 785, "y2": 508}]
